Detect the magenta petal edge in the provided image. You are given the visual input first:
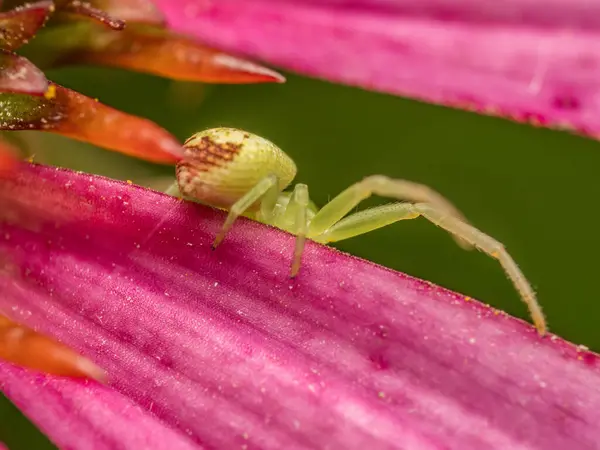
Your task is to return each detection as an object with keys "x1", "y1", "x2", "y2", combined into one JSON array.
[
  {"x1": 1, "y1": 163, "x2": 600, "y2": 450},
  {"x1": 156, "y1": 0, "x2": 600, "y2": 140}
]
